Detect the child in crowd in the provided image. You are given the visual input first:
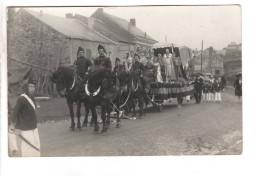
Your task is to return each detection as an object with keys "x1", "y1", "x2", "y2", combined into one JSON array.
[
  {"x1": 209, "y1": 81, "x2": 215, "y2": 103},
  {"x1": 202, "y1": 81, "x2": 210, "y2": 103},
  {"x1": 214, "y1": 79, "x2": 222, "y2": 103}
]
